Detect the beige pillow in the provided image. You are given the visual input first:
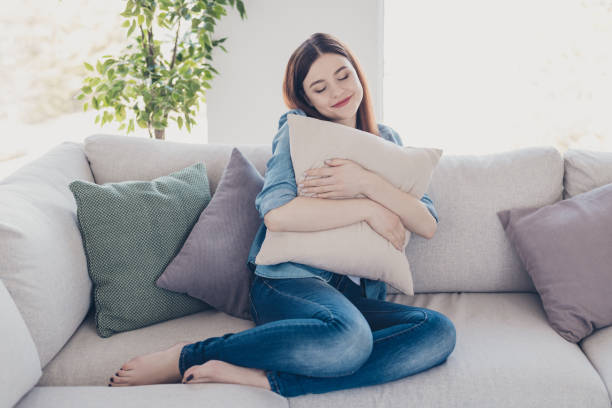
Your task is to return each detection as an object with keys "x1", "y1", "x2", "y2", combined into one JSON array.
[{"x1": 254, "y1": 114, "x2": 442, "y2": 295}]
